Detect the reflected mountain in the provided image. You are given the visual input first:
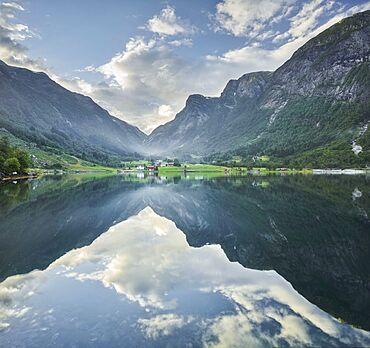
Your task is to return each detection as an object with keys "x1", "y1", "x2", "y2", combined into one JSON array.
[
  {"x1": 1, "y1": 208, "x2": 369, "y2": 347},
  {"x1": 0, "y1": 174, "x2": 369, "y2": 331}
]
